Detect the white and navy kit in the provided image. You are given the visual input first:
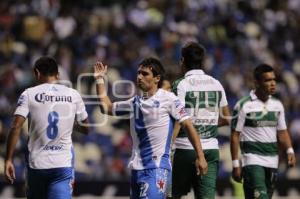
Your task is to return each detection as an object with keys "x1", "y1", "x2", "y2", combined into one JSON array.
[
  {"x1": 112, "y1": 89, "x2": 189, "y2": 199},
  {"x1": 173, "y1": 69, "x2": 228, "y2": 150},
  {"x1": 15, "y1": 83, "x2": 88, "y2": 199},
  {"x1": 232, "y1": 90, "x2": 287, "y2": 168}
]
